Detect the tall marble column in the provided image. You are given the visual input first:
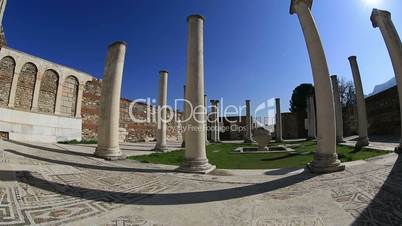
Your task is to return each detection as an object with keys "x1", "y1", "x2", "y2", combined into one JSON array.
[
  {"x1": 204, "y1": 94, "x2": 209, "y2": 144},
  {"x1": 330, "y1": 75, "x2": 345, "y2": 143},
  {"x1": 348, "y1": 56, "x2": 369, "y2": 148},
  {"x1": 244, "y1": 100, "x2": 253, "y2": 143},
  {"x1": 178, "y1": 15, "x2": 215, "y2": 173},
  {"x1": 290, "y1": 0, "x2": 344, "y2": 173},
  {"x1": 306, "y1": 95, "x2": 317, "y2": 138},
  {"x1": 94, "y1": 41, "x2": 127, "y2": 160},
  {"x1": 31, "y1": 69, "x2": 44, "y2": 112},
  {"x1": 210, "y1": 100, "x2": 221, "y2": 143},
  {"x1": 371, "y1": 9, "x2": 402, "y2": 153},
  {"x1": 275, "y1": 98, "x2": 283, "y2": 142},
  {"x1": 154, "y1": 70, "x2": 169, "y2": 152},
  {"x1": 181, "y1": 85, "x2": 186, "y2": 148}
]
